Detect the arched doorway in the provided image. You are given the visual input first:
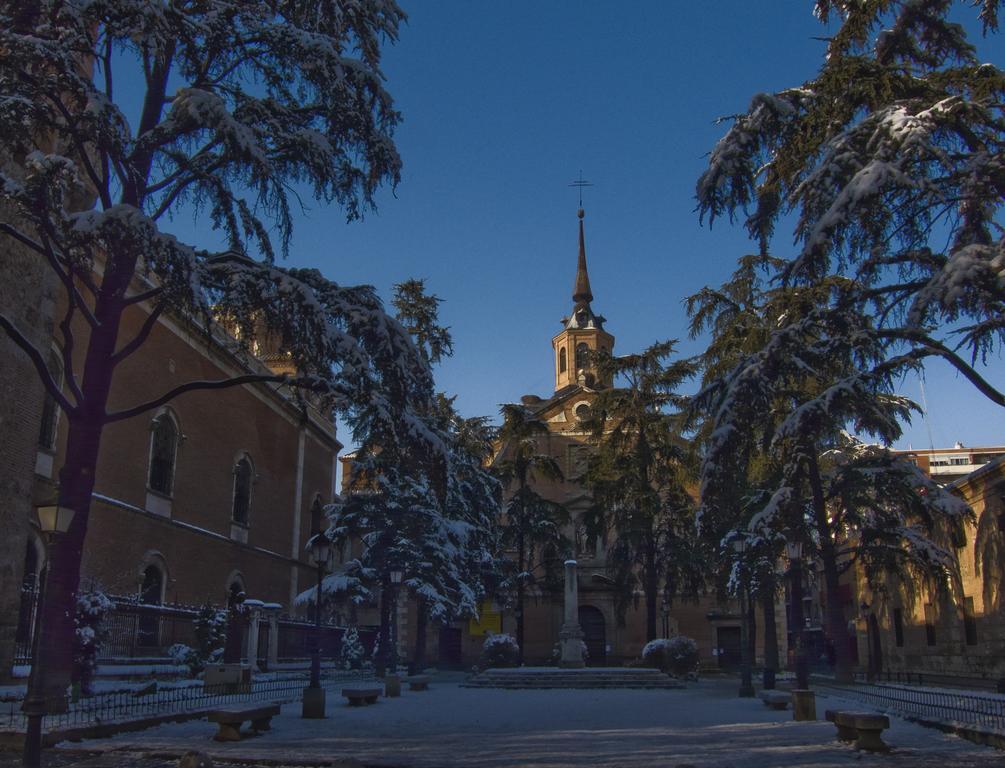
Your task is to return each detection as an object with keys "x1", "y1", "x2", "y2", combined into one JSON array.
[
  {"x1": 137, "y1": 564, "x2": 164, "y2": 648},
  {"x1": 578, "y1": 606, "x2": 606, "y2": 666}
]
